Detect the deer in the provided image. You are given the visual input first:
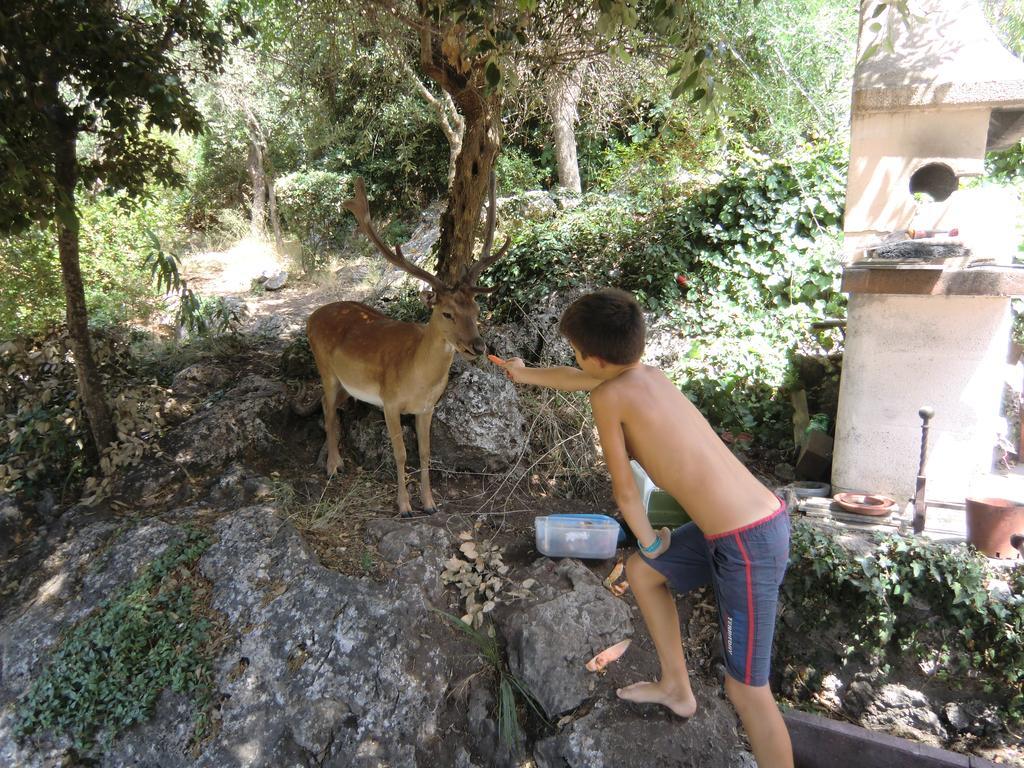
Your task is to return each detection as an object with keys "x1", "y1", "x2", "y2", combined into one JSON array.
[{"x1": 304, "y1": 173, "x2": 508, "y2": 517}]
